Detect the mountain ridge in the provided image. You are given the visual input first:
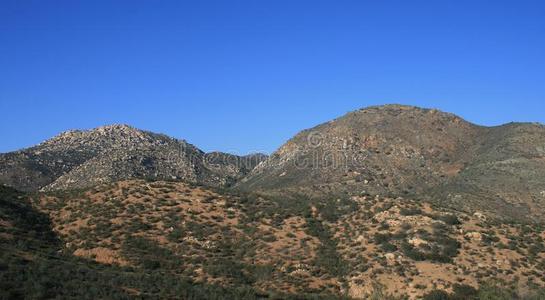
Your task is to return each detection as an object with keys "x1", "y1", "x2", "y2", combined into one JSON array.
[
  {"x1": 0, "y1": 124, "x2": 267, "y2": 192},
  {"x1": 2, "y1": 104, "x2": 545, "y2": 222}
]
